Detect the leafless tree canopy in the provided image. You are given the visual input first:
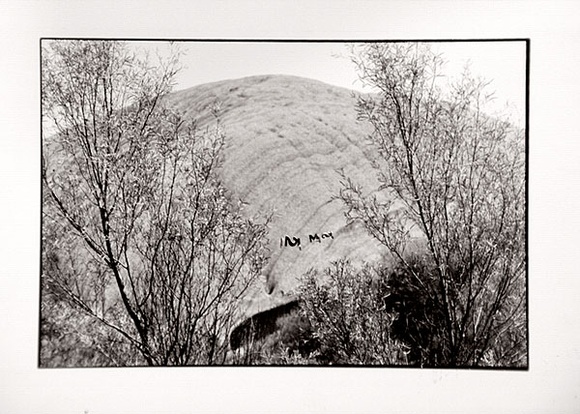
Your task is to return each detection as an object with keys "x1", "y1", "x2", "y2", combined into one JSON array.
[
  {"x1": 41, "y1": 40, "x2": 269, "y2": 366},
  {"x1": 337, "y1": 43, "x2": 526, "y2": 367}
]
